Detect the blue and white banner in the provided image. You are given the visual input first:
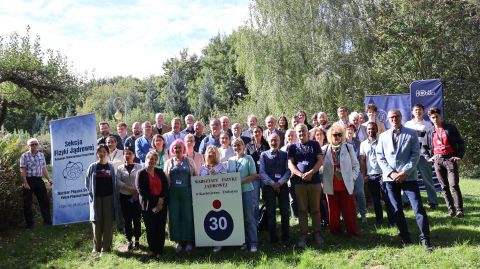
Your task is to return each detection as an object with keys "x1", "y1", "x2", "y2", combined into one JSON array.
[
  {"x1": 364, "y1": 94, "x2": 411, "y2": 129},
  {"x1": 50, "y1": 114, "x2": 97, "y2": 225},
  {"x1": 410, "y1": 79, "x2": 444, "y2": 121}
]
